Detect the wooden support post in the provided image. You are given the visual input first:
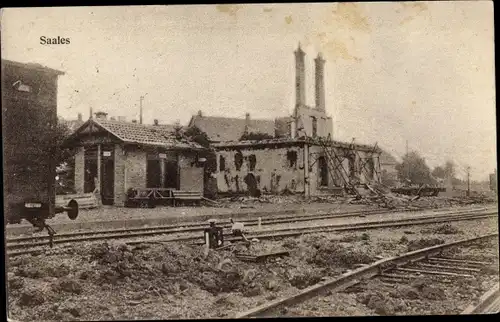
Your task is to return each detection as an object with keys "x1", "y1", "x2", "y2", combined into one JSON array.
[
  {"x1": 96, "y1": 144, "x2": 102, "y2": 206},
  {"x1": 160, "y1": 158, "x2": 166, "y2": 188}
]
